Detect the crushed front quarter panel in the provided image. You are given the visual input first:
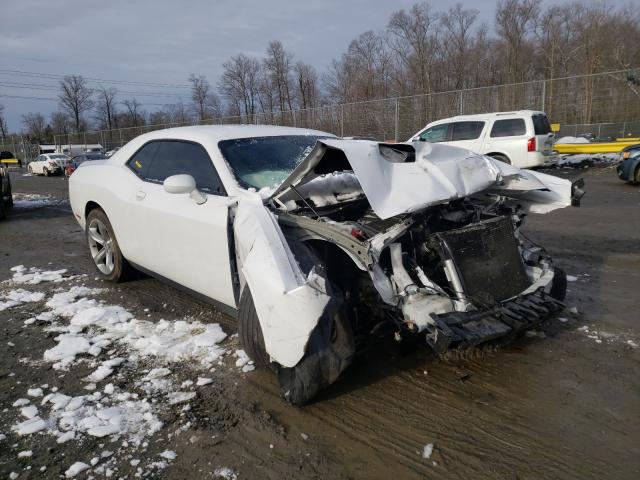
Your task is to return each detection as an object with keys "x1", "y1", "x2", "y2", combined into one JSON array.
[{"x1": 233, "y1": 196, "x2": 331, "y2": 368}]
